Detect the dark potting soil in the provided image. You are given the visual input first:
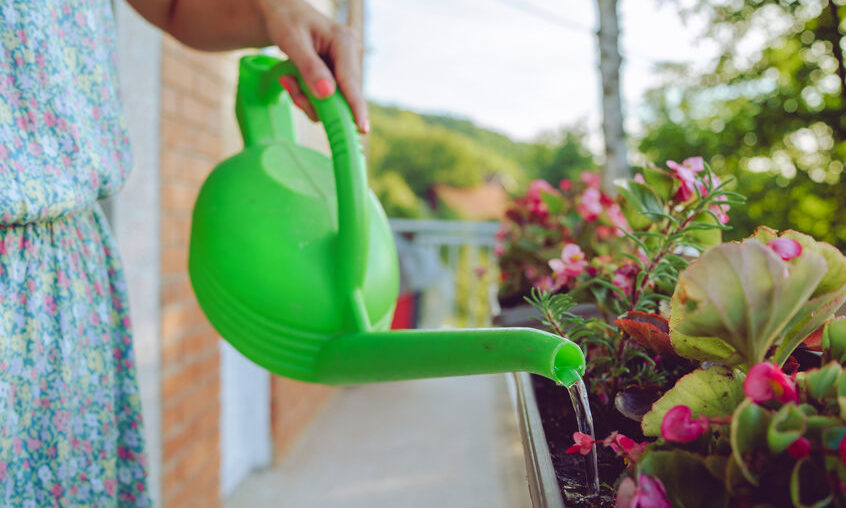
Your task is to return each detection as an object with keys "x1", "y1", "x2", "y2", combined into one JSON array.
[{"x1": 530, "y1": 375, "x2": 633, "y2": 508}]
